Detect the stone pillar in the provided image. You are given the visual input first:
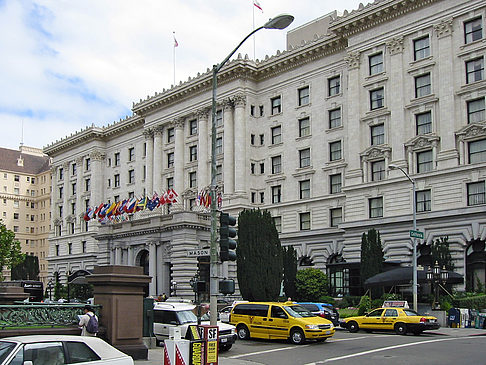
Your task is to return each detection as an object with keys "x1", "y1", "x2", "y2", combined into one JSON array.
[
  {"x1": 76, "y1": 157, "x2": 84, "y2": 232},
  {"x1": 223, "y1": 100, "x2": 235, "y2": 194},
  {"x1": 115, "y1": 246, "x2": 122, "y2": 265},
  {"x1": 234, "y1": 94, "x2": 247, "y2": 194},
  {"x1": 87, "y1": 265, "x2": 151, "y2": 360},
  {"x1": 156, "y1": 243, "x2": 163, "y2": 295},
  {"x1": 0, "y1": 283, "x2": 29, "y2": 304},
  {"x1": 127, "y1": 246, "x2": 134, "y2": 266},
  {"x1": 153, "y1": 126, "x2": 163, "y2": 194},
  {"x1": 148, "y1": 242, "x2": 156, "y2": 296},
  {"x1": 62, "y1": 162, "x2": 70, "y2": 234},
  {"x1": 143, "y1": 129, "x2": 154, "y2": 195},
  {"x1": 197, "y1": 109, "x2": 210, "y2": 189},
  {"x1": 174, "y1": 118, "x2": 185, "y2": 193},
  {"x1": 90, "y1": 149, "x2": 105, "y2": 205}
]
